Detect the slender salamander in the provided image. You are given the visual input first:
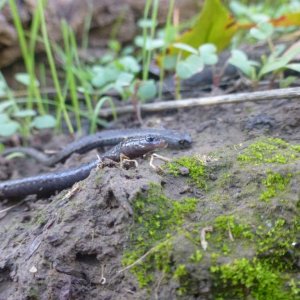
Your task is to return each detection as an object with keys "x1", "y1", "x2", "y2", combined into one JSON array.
[
  {"x1": 0, "y1": 135, "x2": 167, "y2": 200},
  {"x1": 1, "y1": 128, "x2": 192, "y2": 166}
]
